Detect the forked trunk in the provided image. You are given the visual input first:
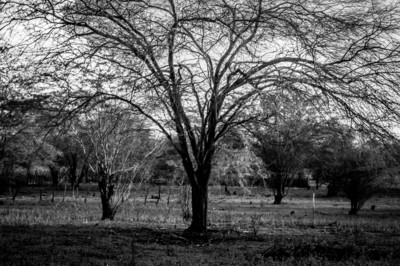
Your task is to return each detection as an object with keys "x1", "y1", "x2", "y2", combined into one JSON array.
[
  {"x1": 98, "y1": 179, "x2": 116, "y2": 220},
  {"x1": 349, "y1": 199, "x2": 363, "y2": 215},
  {"x1": 181, "y1": 145, "x2": 214, "y2": 234},
  {"x1": 186, "y1": 183, "x2": 208, "y2": 233}
]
